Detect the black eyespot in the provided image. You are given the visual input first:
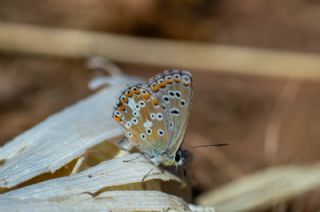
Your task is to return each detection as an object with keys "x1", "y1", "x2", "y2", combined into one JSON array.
[
  {"x1": 181, "y1": 100, "x2": 185, "y2": 106},
  {"x1": 158, "y1": 129, "x2": 164, "y2": 136},
  {"x1": 169, "y1": 91, "x2": 175, "y2": 97},
  {"x1": 170, "y1": 108, "x2": 180, "y2": 115},
  {"x1": 139, "y1": 101, "x2": 145, "y2": 106},
  {"x1": 132, "y1": 118, "x2": 138, "y2": 124},
  {"x1": 140, "y1": 133, "x2": 146, "y2": 140},
  {"x1": 162, "y1": 104, "x2": 166, "y2": 110},
  {"x1": 175, "y1": 91, "x2": 181, "y2": 98},
  {"x1": 163, "y1": 96, "x2": 169, "y2": 102},
  {"x1": 135, "y1": 104, "x2": 140, "y2": 109},
  {"x1": 175, "y1": 153, "x2": 181, "y2": 162}
]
